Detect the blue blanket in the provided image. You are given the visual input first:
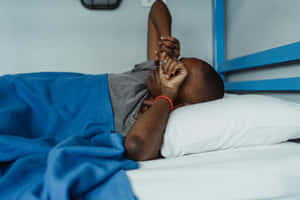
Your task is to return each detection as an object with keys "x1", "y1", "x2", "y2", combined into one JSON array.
[{"x1": 0, "y1": 72, "x2": 138, "y2": 200}]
